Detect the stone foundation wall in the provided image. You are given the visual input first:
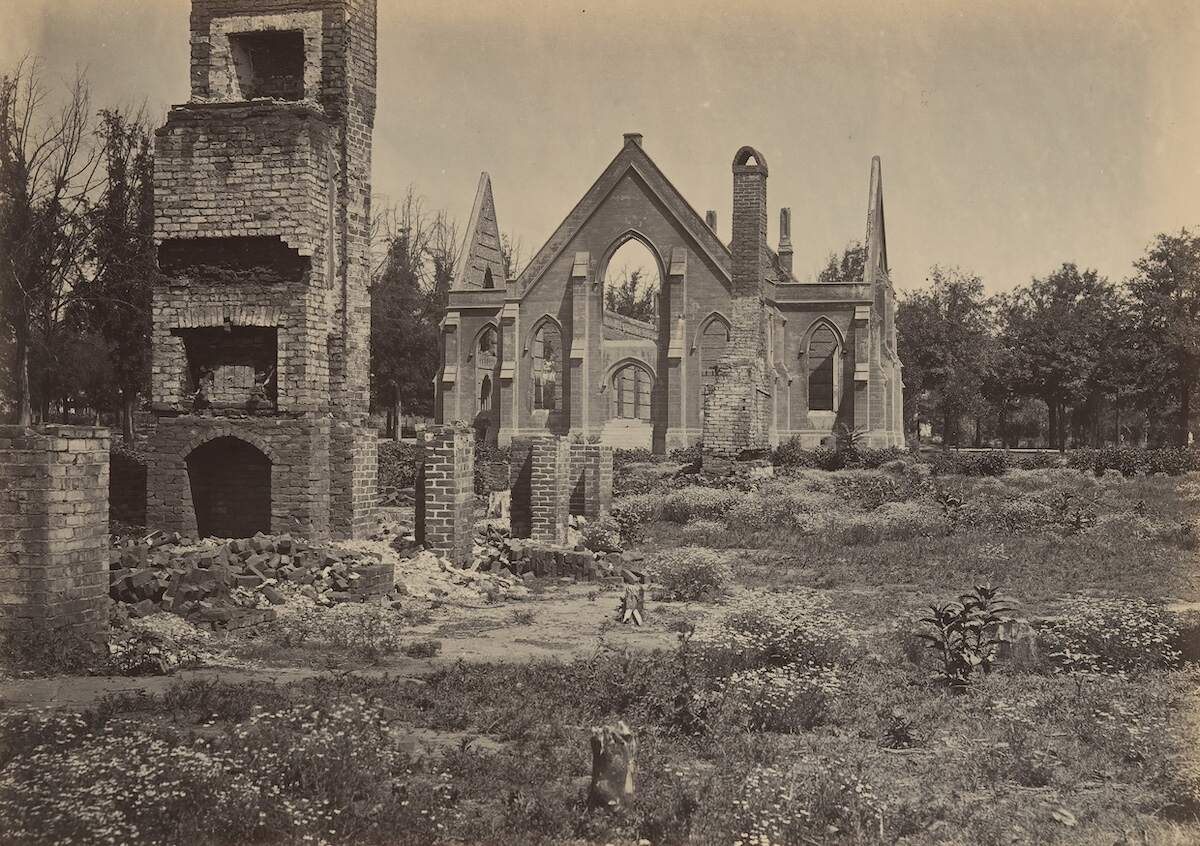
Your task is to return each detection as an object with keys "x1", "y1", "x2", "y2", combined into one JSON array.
[
  {"x1": 416, "y1": 425, "x2": 474, "y2": 564},
  {"x1": 569, "y1": 442, "x2": 613, "y2": 519},
  {"x1": 0, "y1": 425, "x2": 110, "y2": 638},
  {"x1": 531, "y1": 436, "x2": 571, "y2": 545}
]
